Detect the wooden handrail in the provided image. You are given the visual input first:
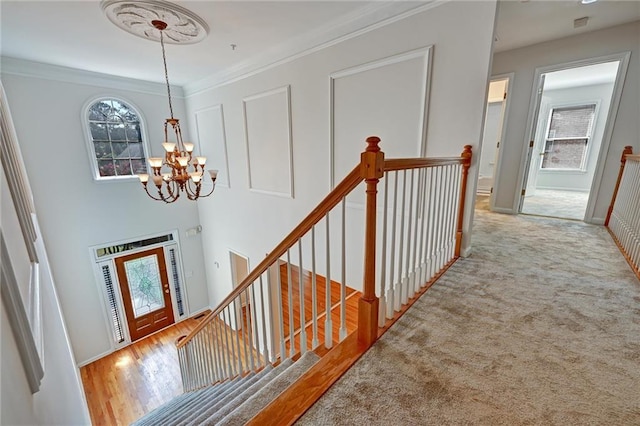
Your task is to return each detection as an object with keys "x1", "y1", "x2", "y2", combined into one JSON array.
[
  {"x1": 605, "y1": 145, "x2": 633, "y2": 227},
  {"x1": 383, "y1": 157, "x2": 467, "y2": 171},
  {"x1": 177, "y1": 142, "x2": 475, "y2": 351},
  {"x1": 177, "y1": 164, "x2": 363, "y2": 348}
]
